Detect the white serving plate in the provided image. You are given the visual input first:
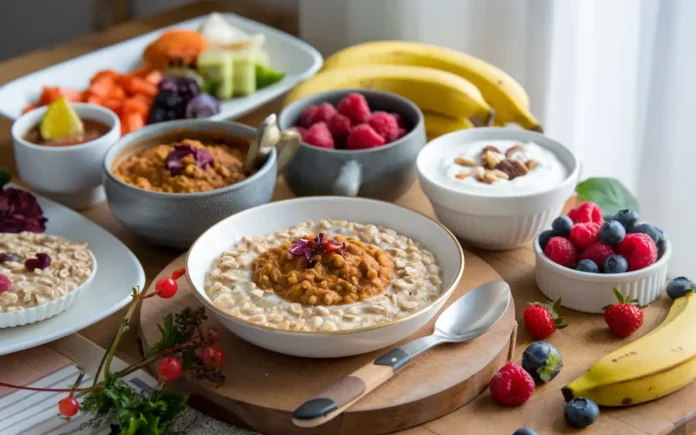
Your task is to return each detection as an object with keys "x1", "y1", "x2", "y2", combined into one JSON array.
[
  {"x1": 0, "y1": 184, "x2": 145, "y2": 355},
  {"x1": 0, "y1": 13, "x2": 322, "y2": 121}
]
